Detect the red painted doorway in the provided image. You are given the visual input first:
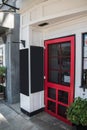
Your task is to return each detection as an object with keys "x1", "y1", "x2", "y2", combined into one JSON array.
[{"x1": 44, "y1": 35, "x2": 75, "y2": 124}]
